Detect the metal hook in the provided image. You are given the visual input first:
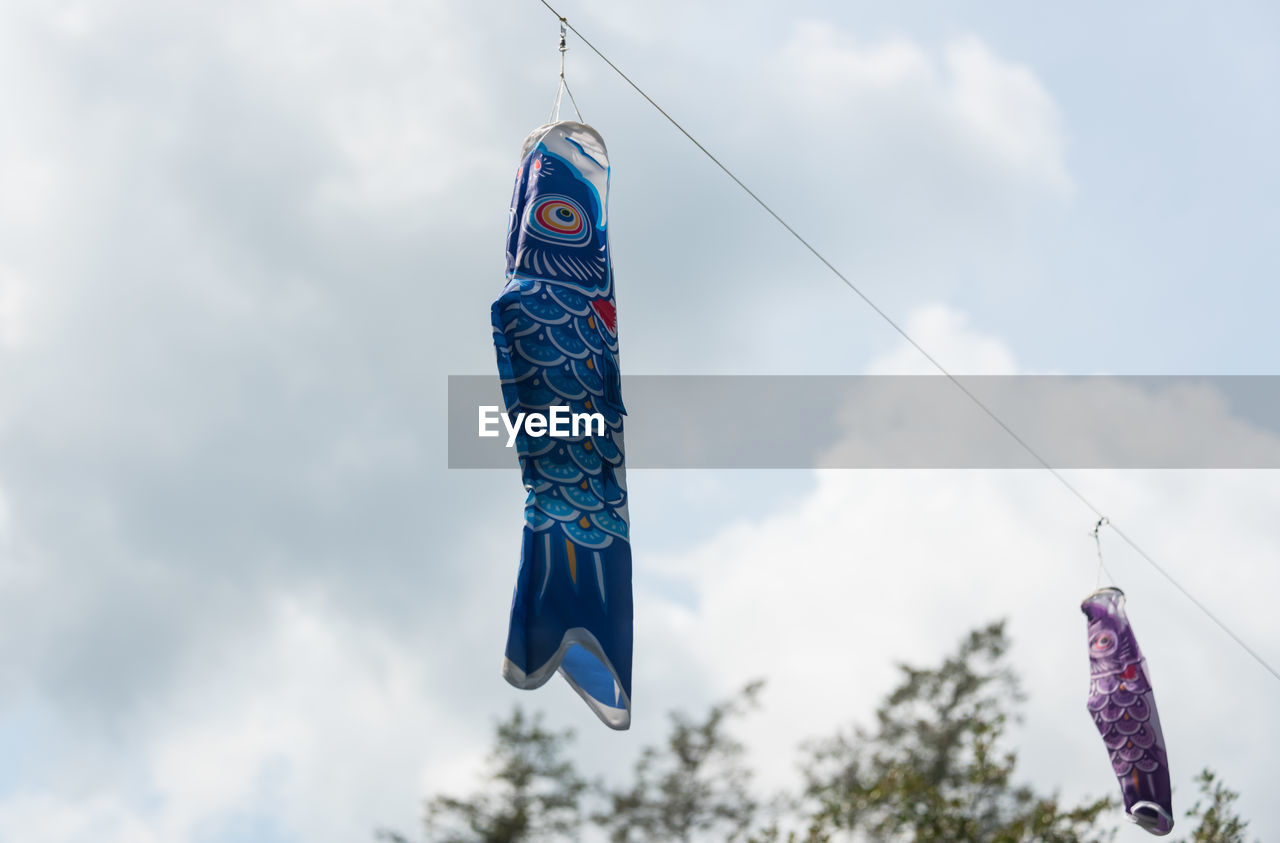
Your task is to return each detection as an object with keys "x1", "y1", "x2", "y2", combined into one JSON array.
[
  {"x1": 548, "y1": 15, "x2": 582, "y2": 123},
  {"x1": 1091, "y1": 516, "x2": 1113, "y2": 588}
]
